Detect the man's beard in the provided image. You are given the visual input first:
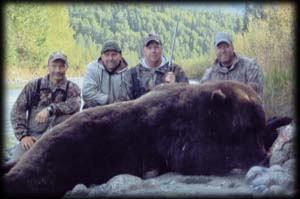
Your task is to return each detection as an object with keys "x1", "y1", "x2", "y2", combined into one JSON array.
[
  {"x1": 52, "y1": 72, "x2": 65, "y2": 80},
  {"x1": 105, "y1": 61, "x2": 120, "y2": 72}
]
